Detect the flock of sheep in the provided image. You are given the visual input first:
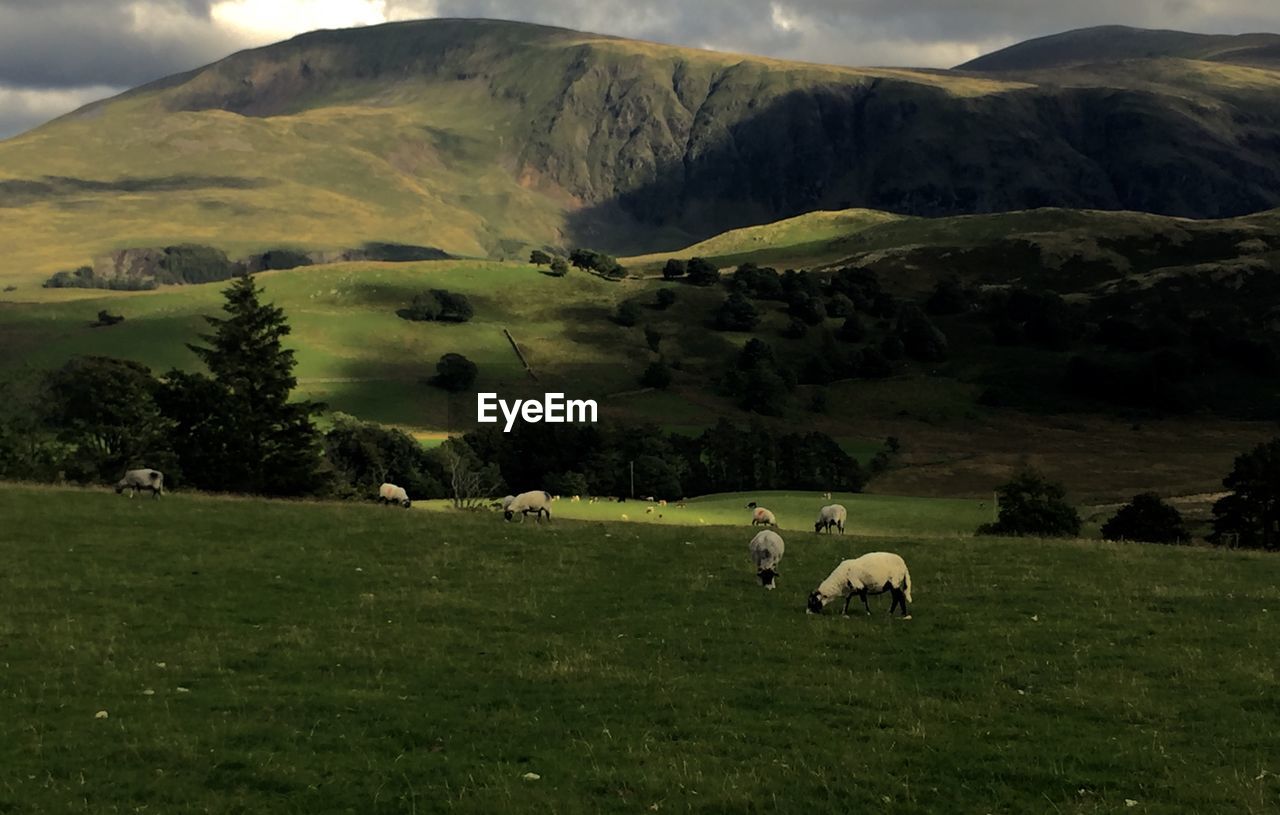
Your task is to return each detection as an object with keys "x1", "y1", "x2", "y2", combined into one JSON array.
[
  {"x1": 120, "y1": 471, "x2": 913, "y2": 619},
  {"x1": 748, "y1": 501, "x2": 914, "y2": 618}
]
